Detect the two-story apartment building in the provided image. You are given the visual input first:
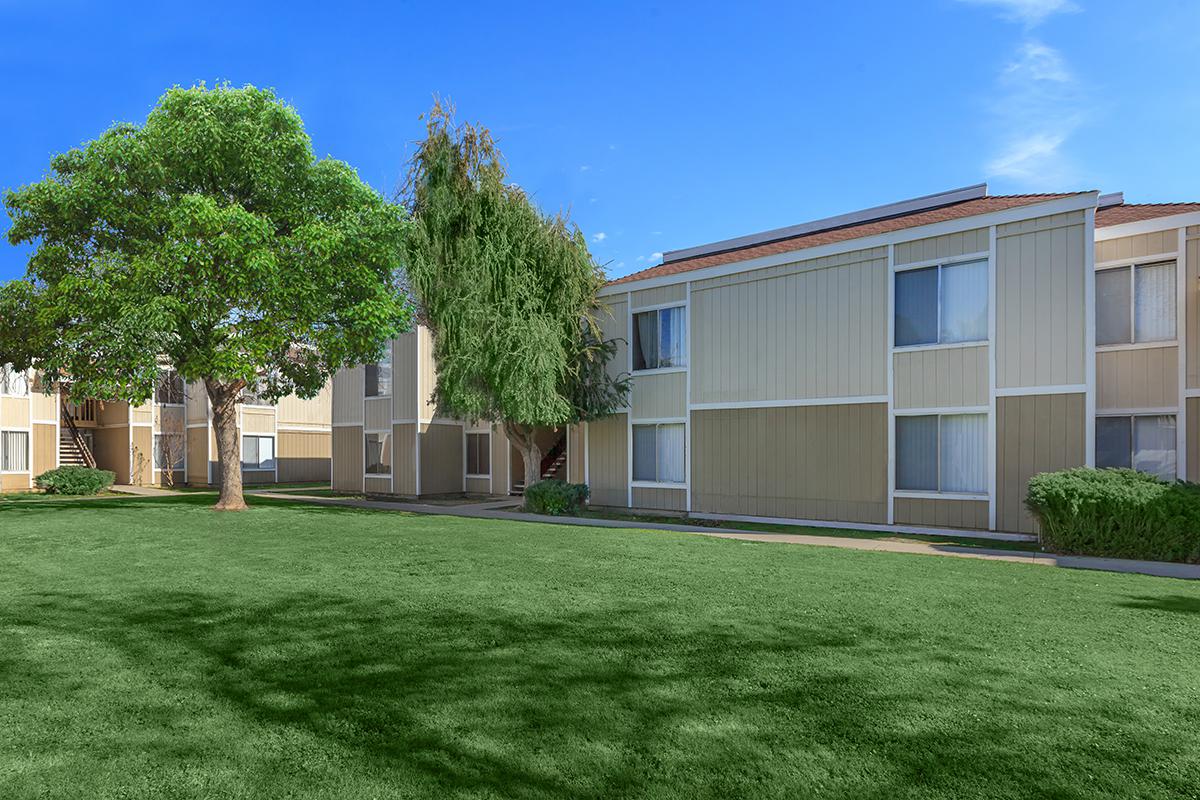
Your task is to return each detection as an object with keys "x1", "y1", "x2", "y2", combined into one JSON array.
[{"x1": 328, "y1": 182, "x2": 1200, "y2": 535}]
